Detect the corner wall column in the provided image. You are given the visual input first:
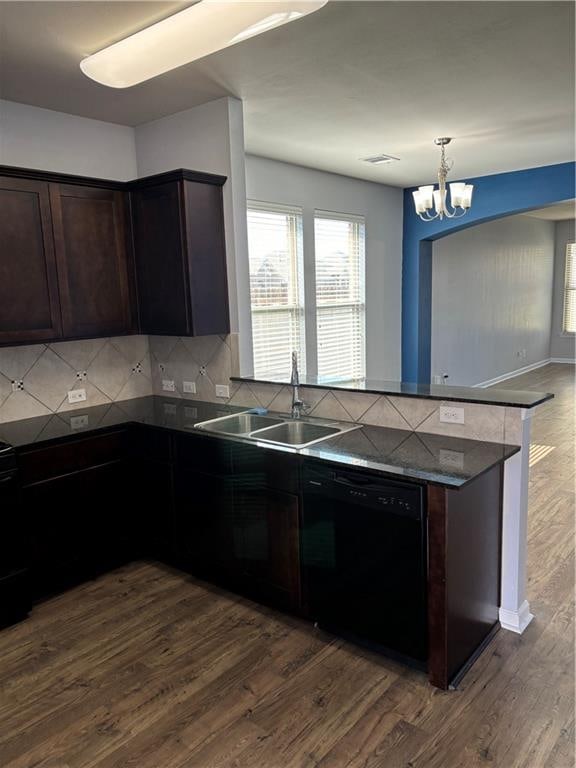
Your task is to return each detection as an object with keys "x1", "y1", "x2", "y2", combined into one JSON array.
[{"x1": 500, "y1": 408, "x2": 533, "y2": 633}]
